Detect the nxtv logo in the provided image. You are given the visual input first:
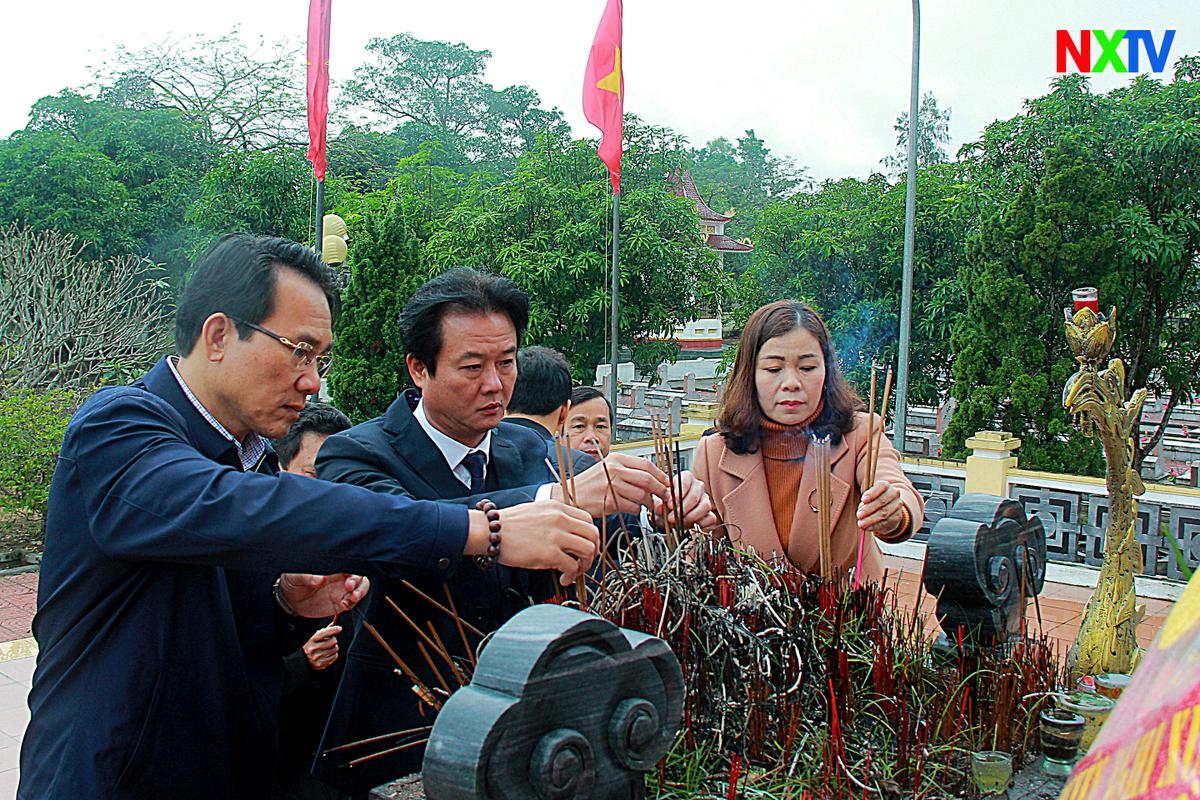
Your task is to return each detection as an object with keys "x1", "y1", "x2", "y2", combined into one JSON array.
[{"x1": 1056, "y1": 29, "x2": 1176, "y2": 73}]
